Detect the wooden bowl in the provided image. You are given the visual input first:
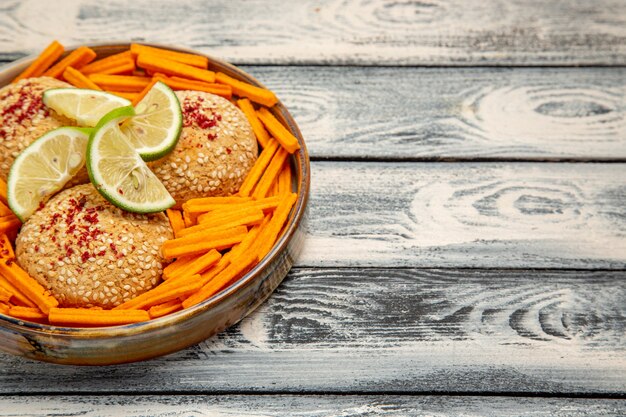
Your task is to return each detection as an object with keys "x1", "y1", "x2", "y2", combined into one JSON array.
[{"x1": 0, "y1": 43, "x2": 309, "y2": 365}]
